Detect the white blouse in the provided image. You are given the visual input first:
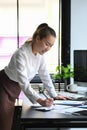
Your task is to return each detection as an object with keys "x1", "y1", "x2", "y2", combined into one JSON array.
[{"x1": 5, "y1": 43, "x2": 57, "y2": 102}]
